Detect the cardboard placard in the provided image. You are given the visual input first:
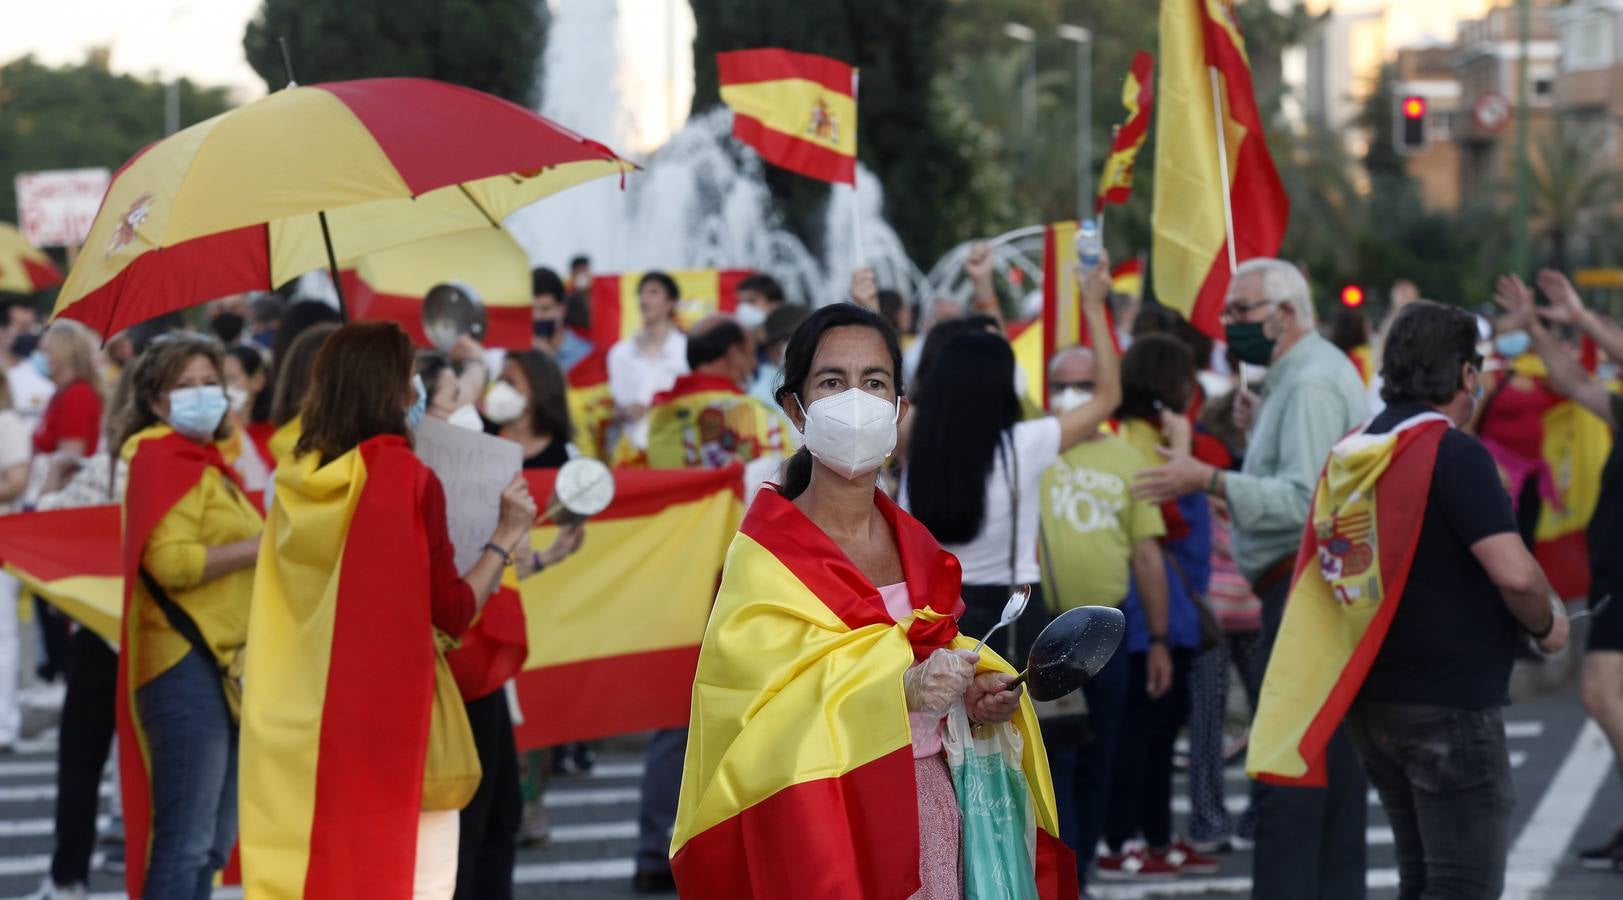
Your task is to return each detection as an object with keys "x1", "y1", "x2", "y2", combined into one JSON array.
[{"x1": 413, "y1": 416, "x2": 523, "y2": 573}]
